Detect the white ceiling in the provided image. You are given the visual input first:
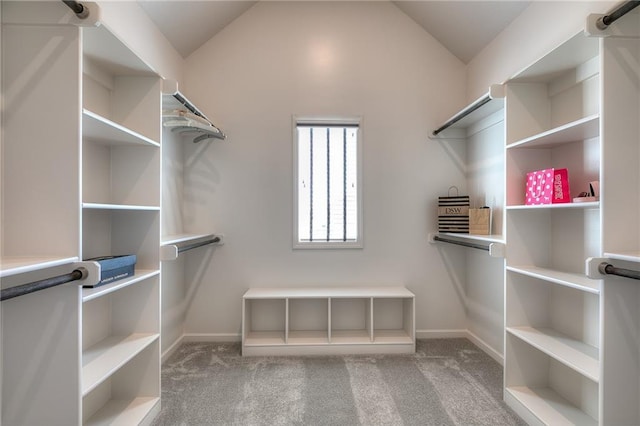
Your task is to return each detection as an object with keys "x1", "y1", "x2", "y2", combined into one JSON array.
[{"x1": 138, "y1": 0, "x2": 530, "y2": 63}]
